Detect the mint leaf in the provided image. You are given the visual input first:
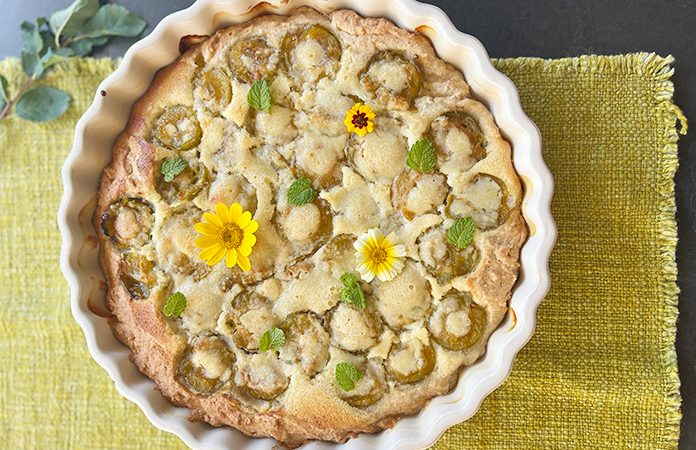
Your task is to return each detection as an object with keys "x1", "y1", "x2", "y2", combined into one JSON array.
[
  {"x1": 340, "y1": 273, "x2": 365, "y2": 309},
  {"x1": 15, "y1": 86, "x2": 70, "y2": 122},
  {"x1": 160, "y1": 158, "x2": 188, "y2": 182},
  {"x1": 82, "y1": 4, "x2": 147, "y2": 38},
  {"x1": 406, "y1": 138, "x2": 436, "y2": 173},
  {"x1": 446, "y1": 217, "x2": 476, "y2": 249},
  {"x1": 247, "y1": 79, "x2": 271, "y2": 113},
  {"x1": 335, "y1": 362, "x2": 363, "y2": 392},
  {"x1": 163, "y1": 292, "x2": 187, "y2": 318},
  {"x1": 259, "y1": 327, "x2": 285, "y2": 353},
  {"x1": 341, "y1": 273, "x2": 357, "y2": 286},
  {"x1": 287, "y1": 178, "x2": 316, "y2": 206},
  {"x1": 49, "y1": 0, "x2": 100, "y2": 41}
]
